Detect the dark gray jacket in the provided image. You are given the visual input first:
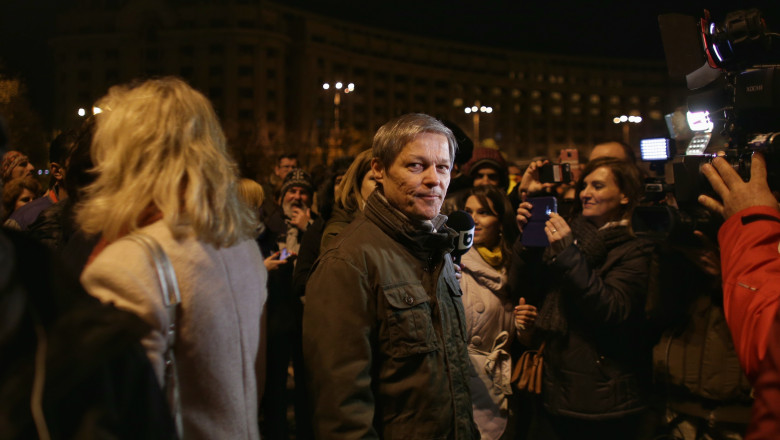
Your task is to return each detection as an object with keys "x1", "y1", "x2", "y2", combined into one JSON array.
[{"x1": 303, "y1": 191, "x2": 479, "y2": 439}]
